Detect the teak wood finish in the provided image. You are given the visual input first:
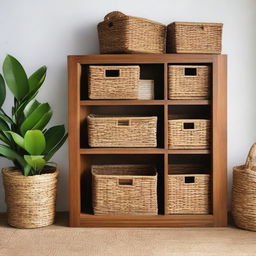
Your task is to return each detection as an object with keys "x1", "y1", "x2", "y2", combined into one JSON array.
[{"x1": 68, "y1": 54, "x2": 227, "y2": 227}]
